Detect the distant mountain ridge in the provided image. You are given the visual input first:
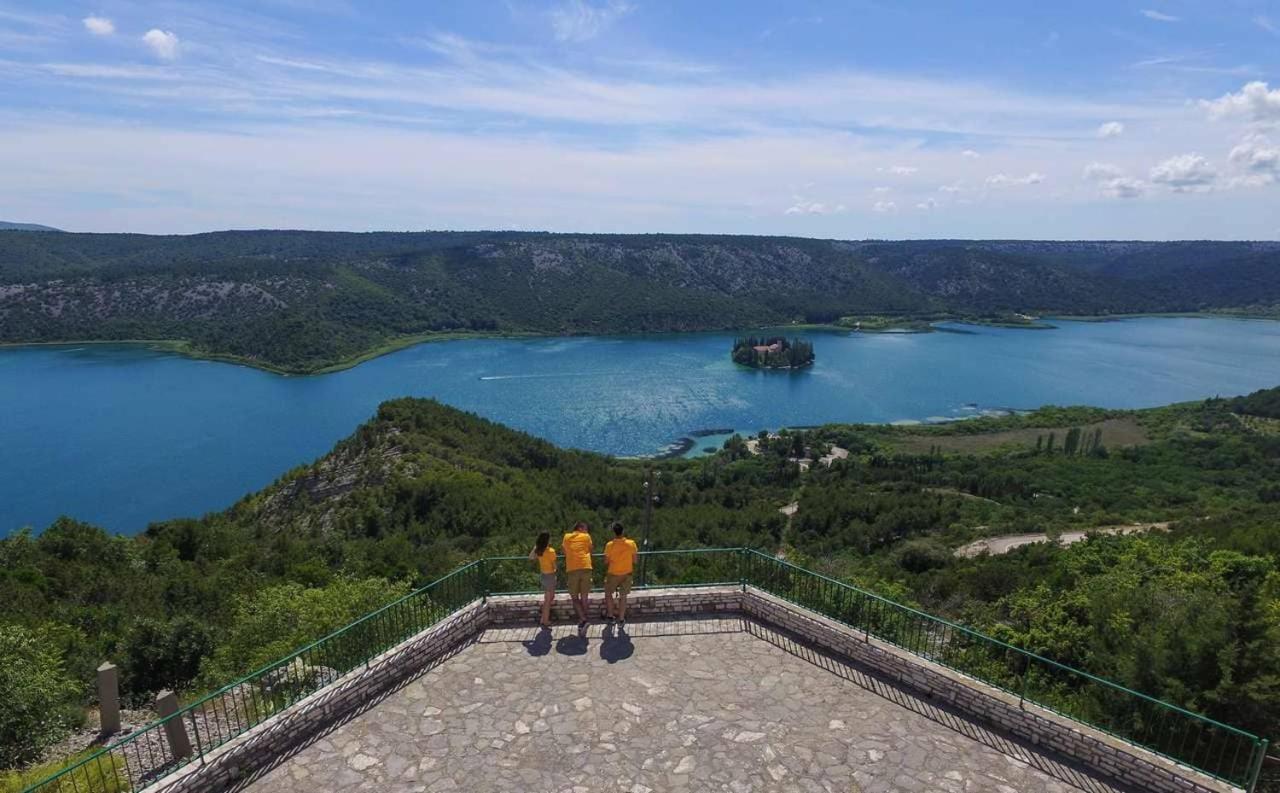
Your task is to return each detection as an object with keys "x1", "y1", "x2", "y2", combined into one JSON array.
[
  {"x1": 0, "y1": 220, "x2": 60, "y2": 231},
  {"x1": 1, "y1": 230, "x2": 1277, "y2": 372}
]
